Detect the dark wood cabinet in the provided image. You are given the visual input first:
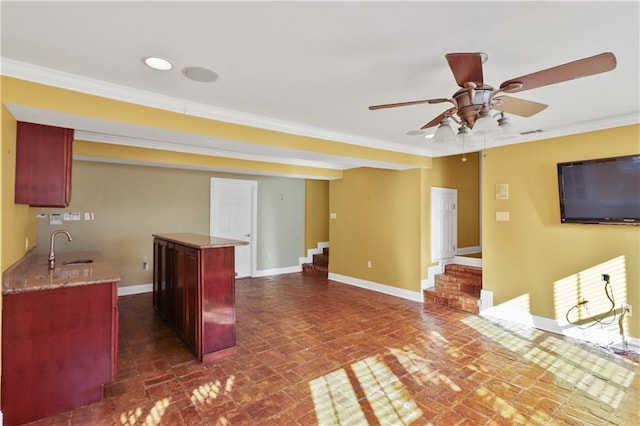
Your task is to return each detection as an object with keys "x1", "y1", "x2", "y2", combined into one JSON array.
[
  {"x1": 15, "y1": 121, "x2": 74, "y2": 207},
  {"x1": 1, "y1": 282, "x2": 118, "y2": 426},
  {"x1": 153, "y1": 234, "x2": 244, "y2": 362},
  {"x1": 174, "y1": 244, "x2": 199, "y2": 351}
]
